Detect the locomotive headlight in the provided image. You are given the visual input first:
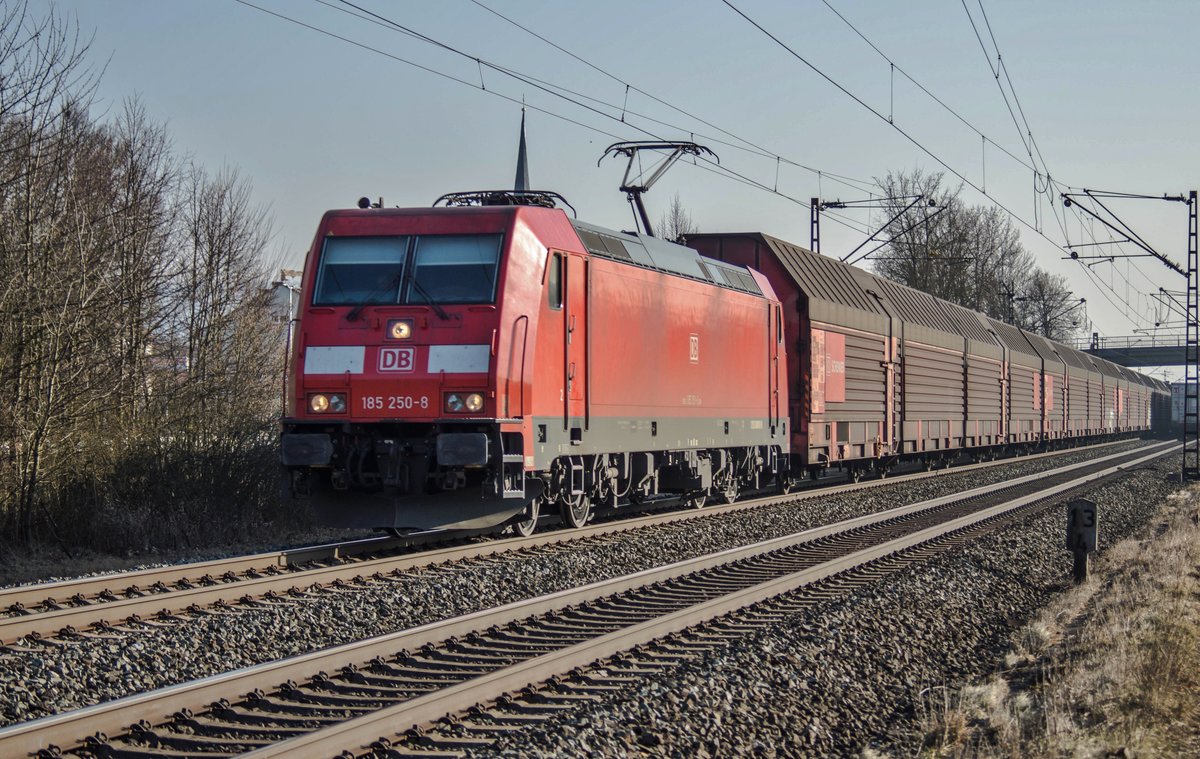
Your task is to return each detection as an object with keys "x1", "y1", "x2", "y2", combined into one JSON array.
[
  {"x1": 445, "y1": 392, "x2": 484, "y2": 413},
  {"x1": 386, "y1": 319, "x2": 413, "y2": 340},
  {"x1": 308, "y1": 393, "x2": 346, "y2": 414}
]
